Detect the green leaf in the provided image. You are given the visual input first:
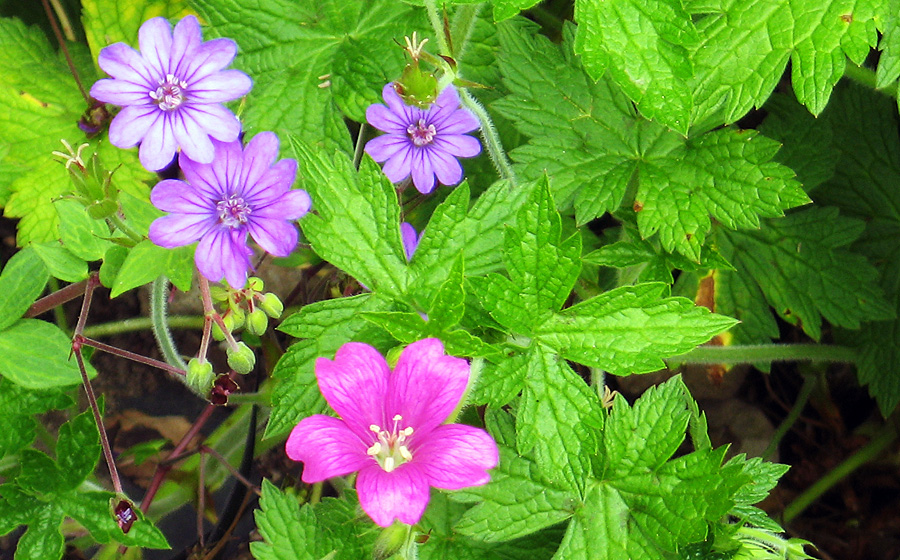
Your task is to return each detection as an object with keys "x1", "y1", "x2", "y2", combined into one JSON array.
[
  {"x1": 192, "y1": 0, "x2": 427, "y2": 151},
  {"x1": 454, "y1": 445, "x2": 577, "y2": 542},
  {"x1": 31, "y1": 242, "x2": 89, "y2": 282},
  {"x1": 0, "y1": 483, "x2": 43, "y2": 536},
  {"x1": 490, "y1": 0, "x2": 543, "y2": 21},
  {"x1": 470, "y1": 349, "x2": 528, "y2": 407},
  {"x1": 535, "y1": 283, "x2": 737, "y2": 374},
  {"x1": 55, "y1": 491, "x2": 170, "y2": 549},
  {"x1": 250, "y1": 480, "x2": 333, "y2": 560},
  {"x1": 81, "y1": 0, "x2": 191, "y2": 60},
  {"x1": 55, "y1": 408, "x2": 101, "y2": 491},
  {"x1": 110, "y1": 240, "x2": 194, "y2": 297},
  {"x1": 54, "y1": 198, "x2": 114, "y2": 261},
  {"x1": 876, "y1": 0, "x2": 900, "y2": 88},
  {"x1": 725, "y1": 454, "x2": 789, "y2": 532},
  {"x1": 0, "y1": 381, "x2": 72, "y2": 458},
  {"x1": 0, "y1": 319, "x2": 95, "y2": 389},
  {"x1": 292, "y1": 139, "x2": 408, "y2": 295},
  {"x1": 0, "y1": 247, "x2": 49, "y2": 331},
  {"x1": 14, "y1": 504, "x2": 64, "y2": 560},
  {"x1": 17, "y1": 449, "x2": 63, "y2": 496},
  {"x1": 574, "y1": 0, "x2": 698, "y2": 133}
]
